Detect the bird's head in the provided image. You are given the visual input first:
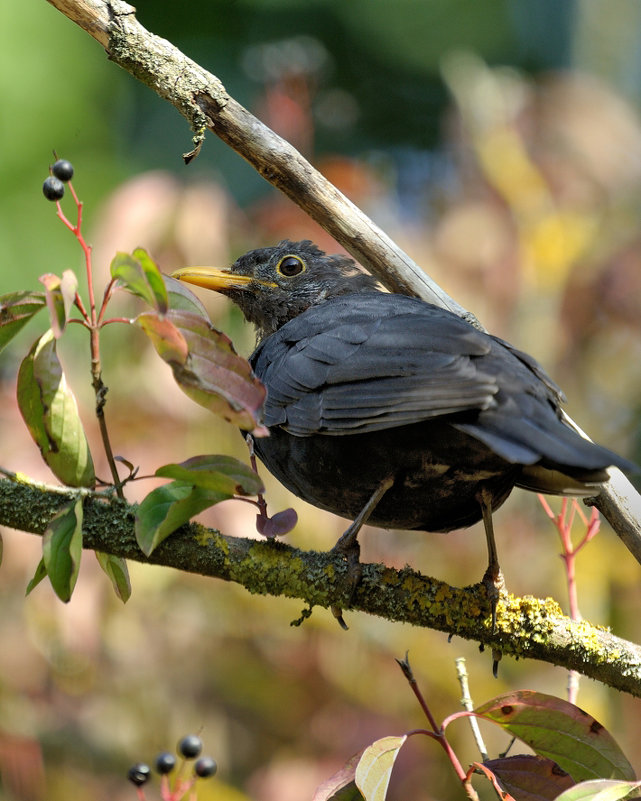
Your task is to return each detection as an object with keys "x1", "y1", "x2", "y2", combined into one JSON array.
[{"x1": 172, "y1": 240, "x2": 380, "y2": 339}]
